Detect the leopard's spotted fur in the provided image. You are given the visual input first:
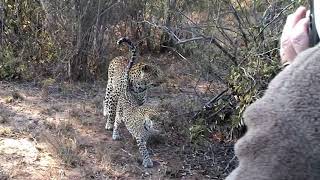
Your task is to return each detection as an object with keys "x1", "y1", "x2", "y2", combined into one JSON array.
[
  {"x1": 113, "y1": 99, "x2": 162, "y2": 168},
  {"x1": 103, "y1": 41, "x2": 163, "y2": 131},
  {"x1": 109, "y1": 37, "x2": 163, "y2": 168}
]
